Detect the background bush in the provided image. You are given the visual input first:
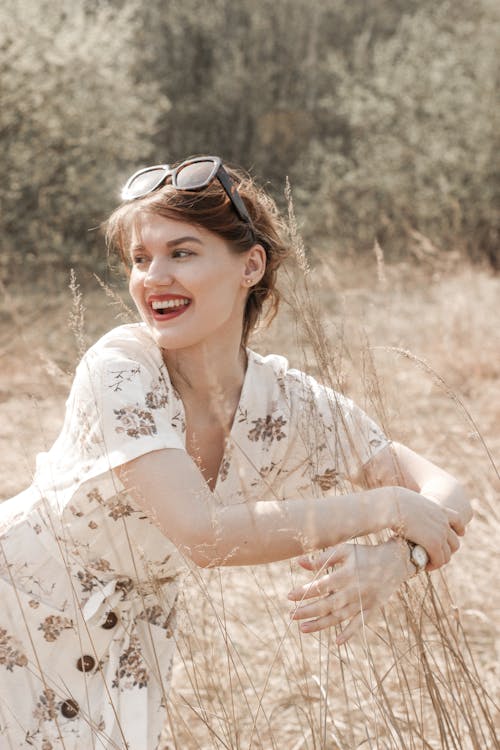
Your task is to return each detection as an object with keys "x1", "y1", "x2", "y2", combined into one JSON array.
[
  {"x1": 1, "y1": 0, "x2": 498, "y2": 280},
  {"x1": 0, "y1": 0, "x2": 168, "y2": 278}
]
